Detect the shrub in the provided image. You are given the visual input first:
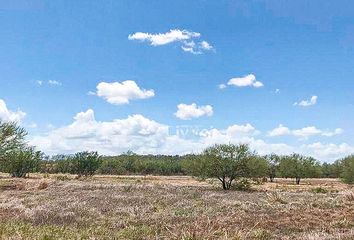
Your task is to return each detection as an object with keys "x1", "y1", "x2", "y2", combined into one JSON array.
[
  {"x1": 3, "y1": 148, "x2": 41, "y2": 178},
  {"x1": 56, "y1": 175, "x2": 70, "y2": 181},
  {"x1": 252, "y1": 229, "x2": 272, "y2": 240},
  {"x1": 233, "y1": 178, "x2": 251, "y2": 191},
  {"x1": 73, "y1": 151, "x2": 102, "y2": 177},
  {"x1": 340, "y1": 155, "x2": 354, "y2": 184},
  {"x1": 311, "y1": 187, "x2": 328, "y2": 194}
]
